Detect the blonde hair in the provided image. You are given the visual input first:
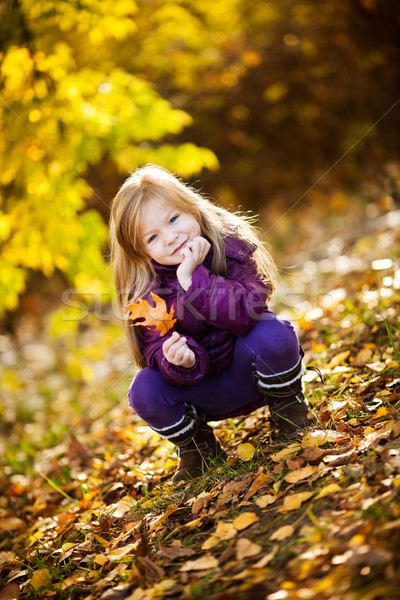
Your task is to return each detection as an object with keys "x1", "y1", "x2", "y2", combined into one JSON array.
[{"x1": 110, "y1": 164, "x2": 278, "y2": 367}]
